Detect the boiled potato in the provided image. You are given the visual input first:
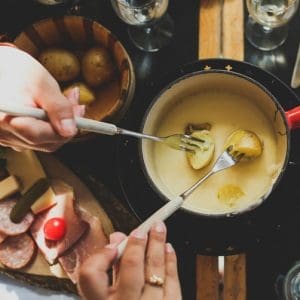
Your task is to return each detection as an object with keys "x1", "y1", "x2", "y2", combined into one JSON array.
[
  {"x1": 224, "y1": 129, "x2": 263, "y2": 160},
  {"x1": 82, "y1": 46, "x2": 115, "y2": 87},
  {"x1": 39, "y1": 48, "x2": 80, "y2": 82},
  {"x1": 217, "y1": 184, "x2": 244, "y2": 207},
  {"x1": 186, "y1": 130, "x2": 215, "y2": 170},
  {"x1": 185, "y1": 122, "x2": 211, "y2": 135},
  {"x1": 63, "y1": 82, "x2": 96, "y2": 105}
]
